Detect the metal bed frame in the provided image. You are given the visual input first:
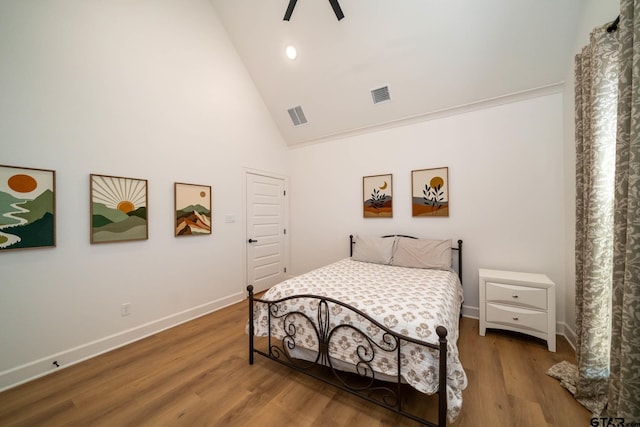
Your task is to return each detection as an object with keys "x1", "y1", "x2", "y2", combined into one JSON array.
[{"x1": 247, "y1": 236, "x2": 463, "y2": 427}]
